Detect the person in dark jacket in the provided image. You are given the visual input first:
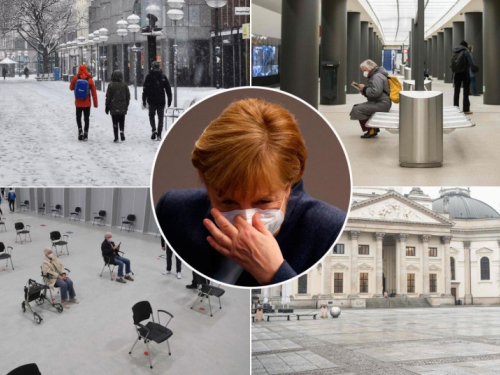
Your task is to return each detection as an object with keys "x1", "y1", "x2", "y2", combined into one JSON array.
[
  {"x1": 105, "y1": 70, "x2": 131, "y2": 143},
  {"x1": 156, "y1": 99, "x2": 346, "y2": 287},
  {"x1": 468, "y1": 45, "x2": 479, "y2": 97},
  {"x1": 2, "y1": 66, "x2": 7, "y2": 80},
  {"x1": 24, "y1": 66, "x2": 29, "y2": 79},
  {"x1": 70, "y1": 64, "x2": 98, "y2": 141},
  {"x1": 142, "y1": 61, "x2": 172, "y2": 141},
  {"x1": 350, "y1": 59, "x2": 392, "y2": 138},
  {"x1": 7, "y1": 188, "x2": 16, "y2": 212},
  {"x1": 452, "y1": 40, "x2": 474, "y2": 115},
  {"x1": 161, "y1": 236, "x2": 181, "y2": 278},
  {"x1": 101, "y1": 232, "x2": 134, "y2": 284}
]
